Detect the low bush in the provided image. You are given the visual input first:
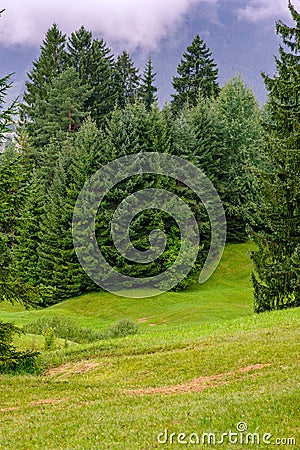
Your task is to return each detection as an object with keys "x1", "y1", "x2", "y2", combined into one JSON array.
[
  {"x1": 23, "y1": 316, "x2": 103, "y2": 344},
  {"x1": 24, "y1": 316, "x2": 139, "y2": 344},
  {"x1": 104, "y1": 319, "x2": 138, "y2": 339}
]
